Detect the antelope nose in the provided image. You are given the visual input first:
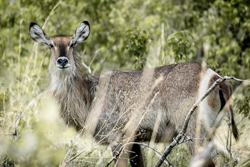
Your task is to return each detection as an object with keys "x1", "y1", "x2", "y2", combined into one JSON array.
[{"x1": 56, "y1": 57, "x2": 70, "y2": 69}]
